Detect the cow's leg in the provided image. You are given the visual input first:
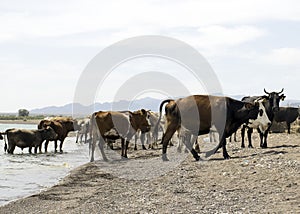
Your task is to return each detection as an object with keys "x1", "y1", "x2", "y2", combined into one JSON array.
[
  {"x1": 247, "y1": 128, "x2": 253, "y2": 148},
  {"x1": 182, "y1": 134, "x2": 200, "y2": 161},
  {"x1": 241, "y1": 126, "x2": 246, "y2": 148},
  {"x1": 221, "y1": 137, "x2": 230, "y2": 159},
  {"x1": 29, "y1": 146, "x2": 32, "y2": 154},
  {"x1": 8, "y1": 144, "x2": 15, "y2": 154},
  {"x1": 121, "y1": 138, "x2": 125, "y2": 158},
  {"x1": 44, "y1": 140, "x2": 49, "y2": 153},
  {"x1": 90, "y1": 136, "x2": 96, "y2": 162},
  {"x1": 161, "y1": 123, "x2": 178, "y2": 161},
  {"x1": 75, "y1": 133, "x2": 79, "y2": 143},
  {"x1": 134, "y1": 133, "x2": 138, "y2": 150},
  {"x1": 59, "y1": 140, "x2": 64, "y2": 153},
  {"x1": 54, "y1": 140, "x2": 58, "y2": 153},
  {"x1": 98, "y1": 138, "x2": 108, "y2": 161},
  {"x1": 194, "y1": 139, "x2": 200, "y2": 154},
  {"x1": 124, "y1": 140, "x2": 130, "y2": 158},
  {"x1": 287, "y1": 122, "x2": 291, "y2": 134},
  {"x1": 234, "y1": 131, "x2": 237, "y2": 142},
  {"x1": 140, "y1": 133, "x2": 147, "y2": 150},
  {"x1": 34, "y1": 146, "x2": 38, "y2": 154},
  {"x1": 261, "y1": 132, "x2": 268, "y2": 148},
  {"x1": 205, "y1": 134, "x2": 230, "y2": 159}
]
